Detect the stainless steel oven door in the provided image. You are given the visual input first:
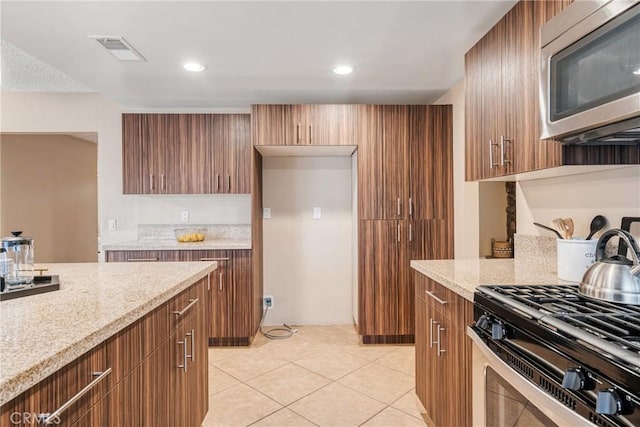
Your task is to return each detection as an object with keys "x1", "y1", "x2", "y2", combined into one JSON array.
[
  {"x1": 468, "y1": 327, "x2": 592, "y2": 427},
  {"x1": 540, "y1": 0, "x2": 640, "y2": 140}
]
